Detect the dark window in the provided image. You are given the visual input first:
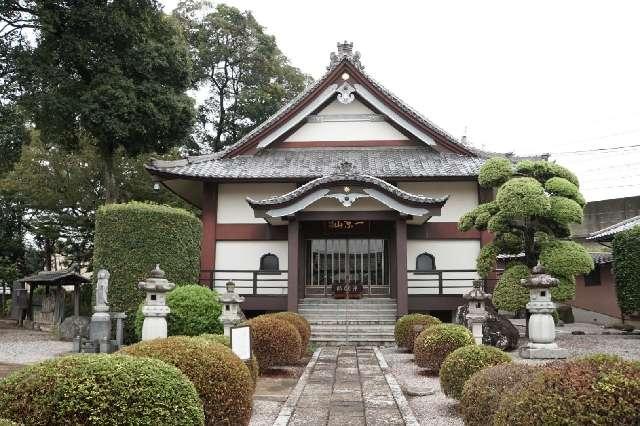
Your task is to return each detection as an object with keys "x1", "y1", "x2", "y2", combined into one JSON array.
[
  {"x1": 416, "y1": 252, "x2": 436, "y2": 272},
  {"x1": 260, "y1": 253, "x2": 279, "y2": 272},
  {"x1": 584, "y1": 265, "x2": 602, "y2": 286}
]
